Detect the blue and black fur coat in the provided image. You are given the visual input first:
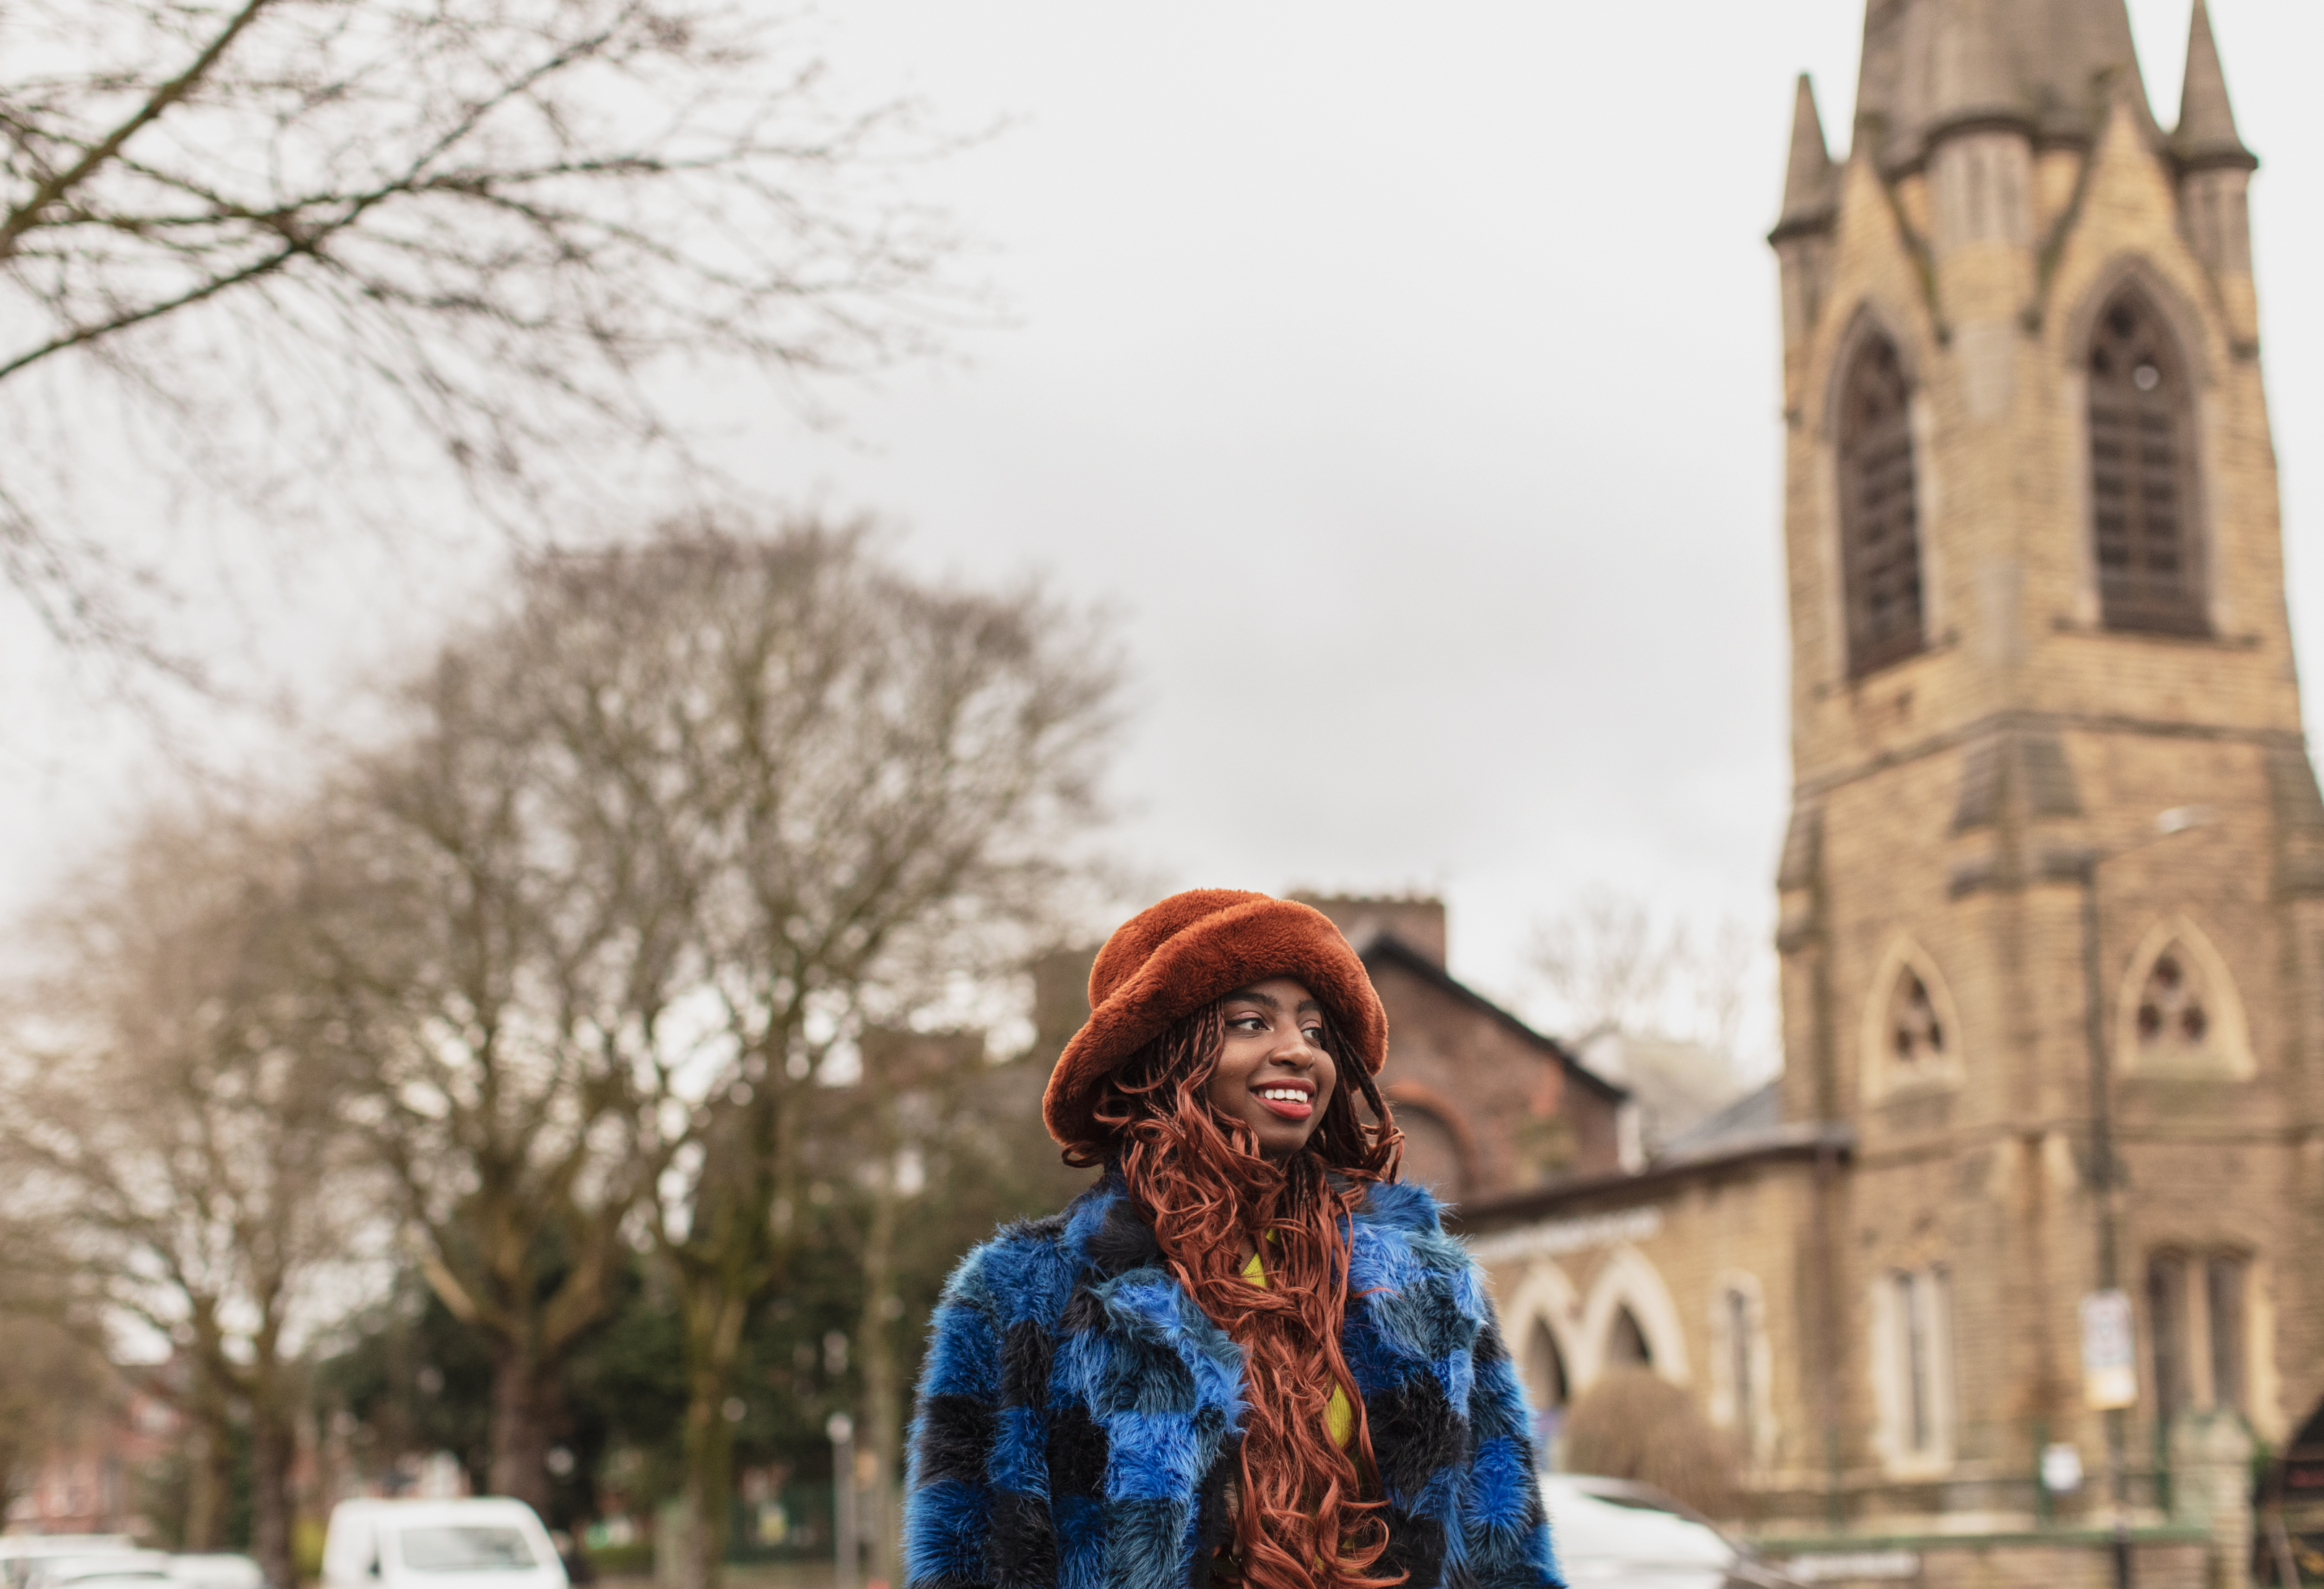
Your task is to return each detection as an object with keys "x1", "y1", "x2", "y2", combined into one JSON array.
[{"x1": 901, "y1": 1176, "x2": 1563, "y2": 1589}]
